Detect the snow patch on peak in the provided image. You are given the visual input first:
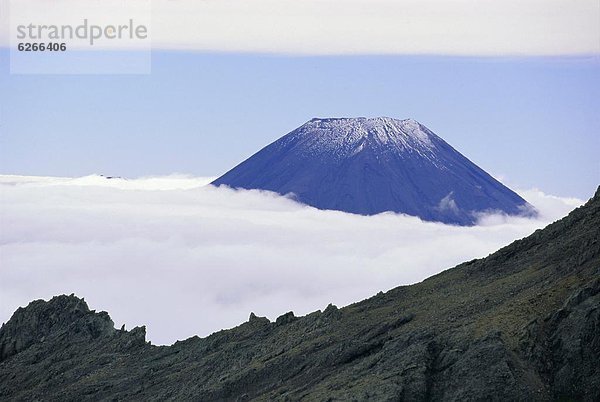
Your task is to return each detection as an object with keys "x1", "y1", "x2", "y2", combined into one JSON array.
[{"x1": 293, "y1": 117, "x2": 437, "y2": 161}]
